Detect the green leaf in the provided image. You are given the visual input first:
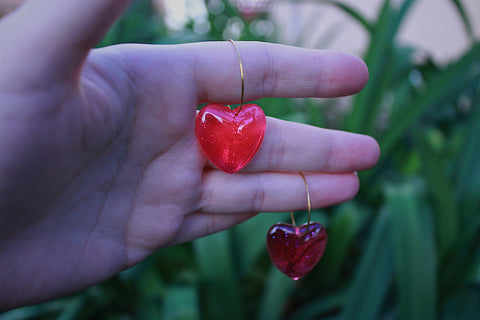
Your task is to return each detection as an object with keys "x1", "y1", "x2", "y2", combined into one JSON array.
[
  {"x1": 441, "y1": 213, "x2": 480, "y2": 293},
  {"x1": 316, "y1": 203, "x2": 363, "y2": 288},
  {"x1": 455, "y1": 93, "x2": 480, "y2": 223},
  {"x1": 451, "y1": 0, "x2": 475, "y2": 40},
  {"x1": 163, "y1": 286, "x2": 199, "y2": 320},
  {"x1": 344, "y1": 0, "x2": 416, "y2": 133},
  {"x1": 257, "y1": 267, "x2": 295, "y2": 320},
  {"x1": 338, "y1": 209, "x2": 393, "y2": 320},
  {"x1": 233, "y1": 213, "x2": 287, "y2": 276},
  {"x1": 415, "y1": 129, "x2": 458, "y2": 260},
  {"x1": 323, "y1": 0, "x2": 373, "y2": 33},
  {"x1": 193, "y1": 230, "x2": 244, "y2": 320},
  {"x1": 0, "y1": 302, "x2": 61, "y2": 320},
  {"x1": 387, "y1": 182, "x2": 437, "y2": 320}
]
